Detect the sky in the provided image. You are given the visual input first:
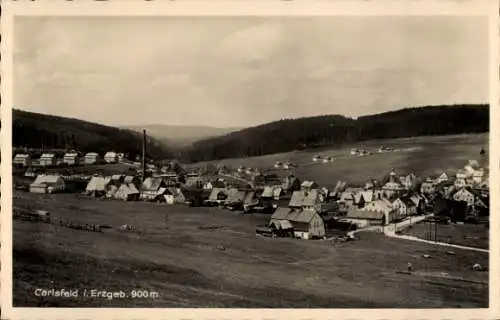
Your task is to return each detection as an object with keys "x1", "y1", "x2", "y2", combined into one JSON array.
[{"x1": 14, "y1": 16, "x2": 489, "y2": 128}]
